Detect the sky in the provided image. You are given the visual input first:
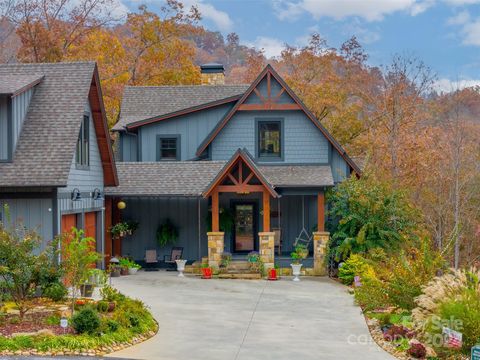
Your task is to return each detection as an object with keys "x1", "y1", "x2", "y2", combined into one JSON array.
[{"x1": 121, "y1": 0, "x2": 480, "y2": 91}]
